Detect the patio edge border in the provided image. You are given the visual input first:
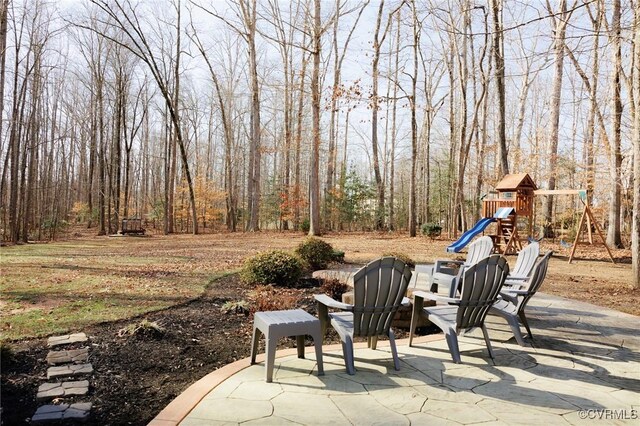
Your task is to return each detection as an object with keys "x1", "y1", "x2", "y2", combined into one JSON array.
[{"x1": 148, "y1": 333, "x2": 444, "y2": 426}]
